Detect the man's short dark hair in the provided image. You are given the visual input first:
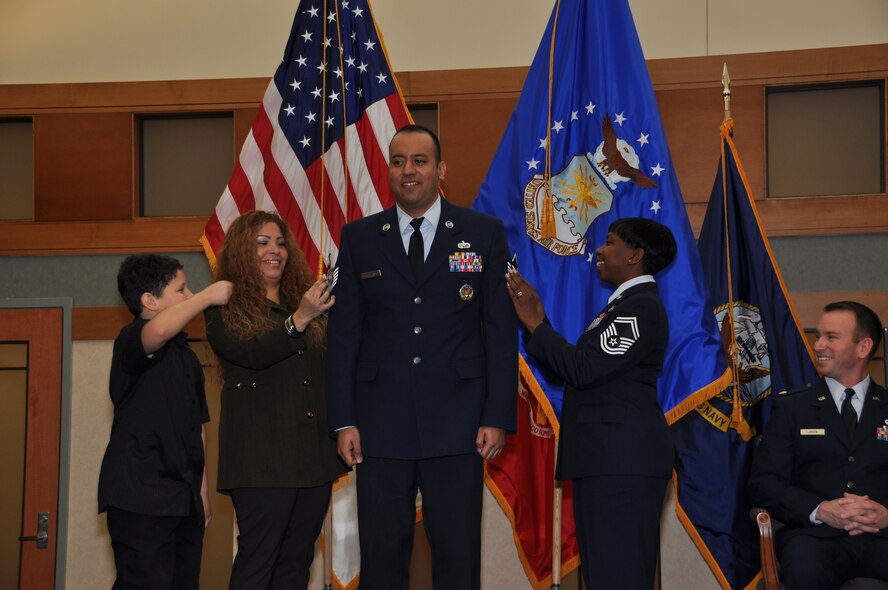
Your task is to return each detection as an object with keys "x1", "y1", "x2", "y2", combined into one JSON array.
[
  {"x1": 824, "y1": 300, "x2": 883, "y2": 359},
  {"x1": 391, "y1": 124, "x2": 441, "y2": 163},
  {"x1": 608, "y1": 217, "x2": 677, "y2": 275},
  {"x1": 117, "y1": 254, "x2": 183, "y2": 316}
]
